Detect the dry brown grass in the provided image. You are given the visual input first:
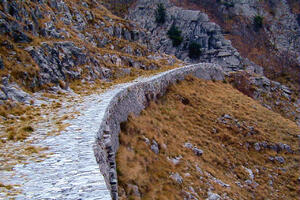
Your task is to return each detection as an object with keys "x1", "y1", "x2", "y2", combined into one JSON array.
[{"x1": 117, "y1": 76, "x2": 299, "y2": 199}]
